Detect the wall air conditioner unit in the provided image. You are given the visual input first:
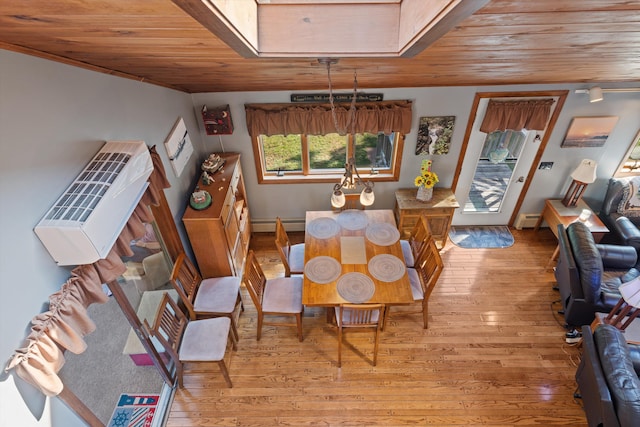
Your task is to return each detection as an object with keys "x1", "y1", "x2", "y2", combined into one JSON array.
[{"x1": 34, "y1": 140, "x2": 153, "y2": 266}]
